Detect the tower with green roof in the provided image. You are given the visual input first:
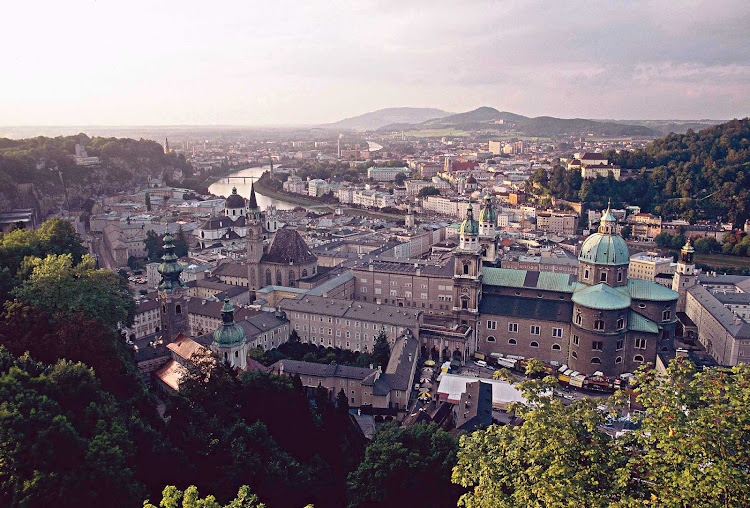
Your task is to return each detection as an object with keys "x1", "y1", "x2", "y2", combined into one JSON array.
[
  {"x1": 478, "y1": 193, "x2": 498, "y2": 264},
  {"x1": 453, "y1": 201, "x2": 482, "y2": 353},
  {"x1": 157, "y1": 232, "x2": 189, "y2": 342},
  {"x1": 211, "y1": 298, "x2": 247, "y2": 369},
  {"x1": 577, "y1": 201, "x2": 629, "y2": 287}
]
